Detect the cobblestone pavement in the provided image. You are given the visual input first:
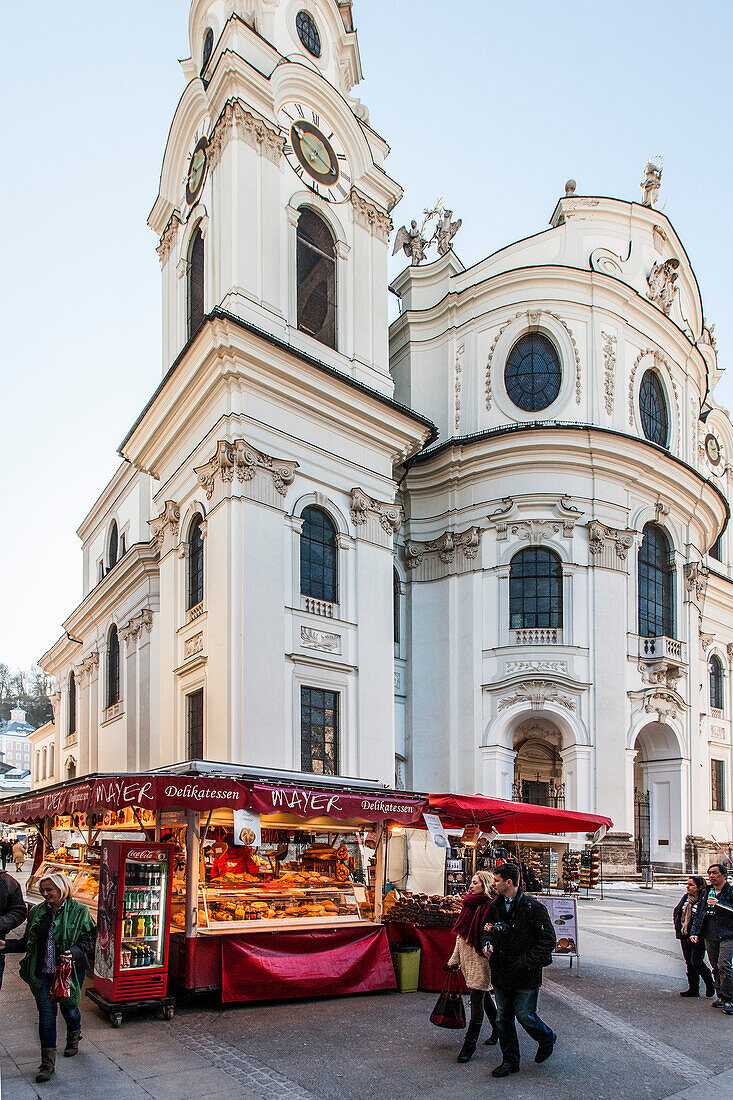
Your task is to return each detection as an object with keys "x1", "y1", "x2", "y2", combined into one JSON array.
[{"x1": 1, "y1": 885, "x2": 732, "y2": 1099}]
